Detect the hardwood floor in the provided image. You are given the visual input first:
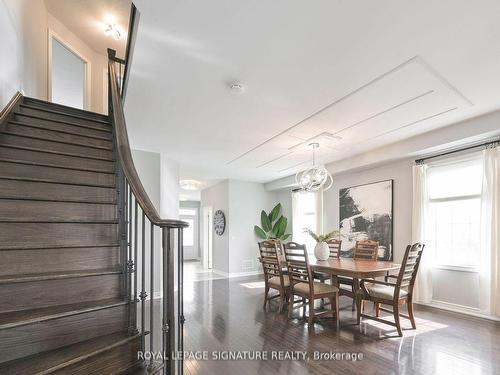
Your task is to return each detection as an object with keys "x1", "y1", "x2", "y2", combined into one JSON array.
[{"x1": 144, "y1": 274, "x2": 500, "y2": 375}]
